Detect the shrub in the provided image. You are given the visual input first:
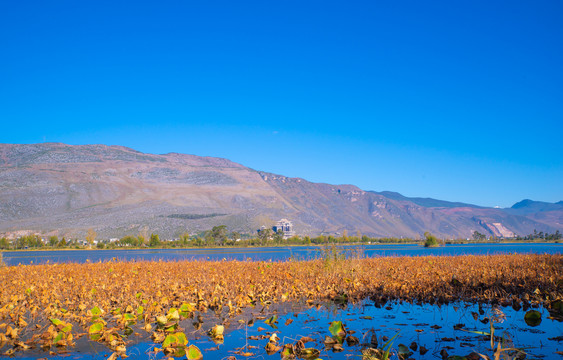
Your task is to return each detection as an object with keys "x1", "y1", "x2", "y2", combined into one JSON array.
[{"x1": 424, "y1": 232, "x2": 440, "y2": 247}]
